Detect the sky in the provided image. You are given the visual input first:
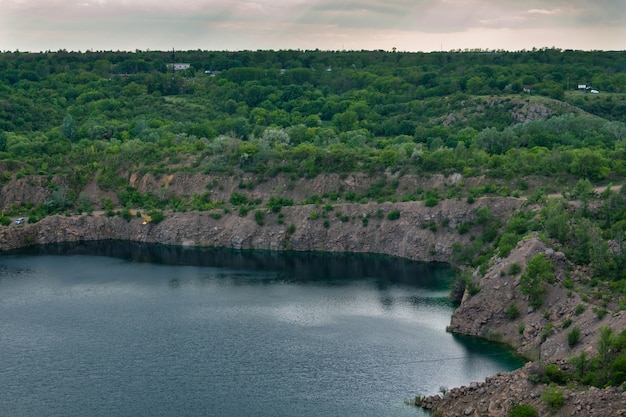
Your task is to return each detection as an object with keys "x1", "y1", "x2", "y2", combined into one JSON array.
[{"x1": 1, "y1": 0, "x2": 626, "y2": 52}]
